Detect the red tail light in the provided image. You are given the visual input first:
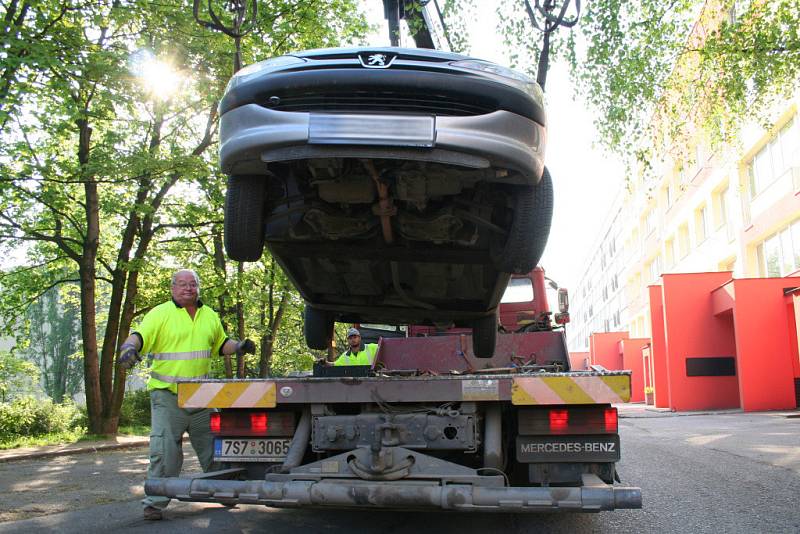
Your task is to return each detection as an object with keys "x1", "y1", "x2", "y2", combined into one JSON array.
[
  {"x1": 210, "y1": 412, "x2": 221, "y2": 433},
  {"x1": 549, "y1": 409, "x2": 569, "y2": 432},
  {"x1": 604, "y1": 407, "x2": 618, "y2": 432},
  {"x1": 250, "y1": 412, "x2": 268, "y2": 433}
]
